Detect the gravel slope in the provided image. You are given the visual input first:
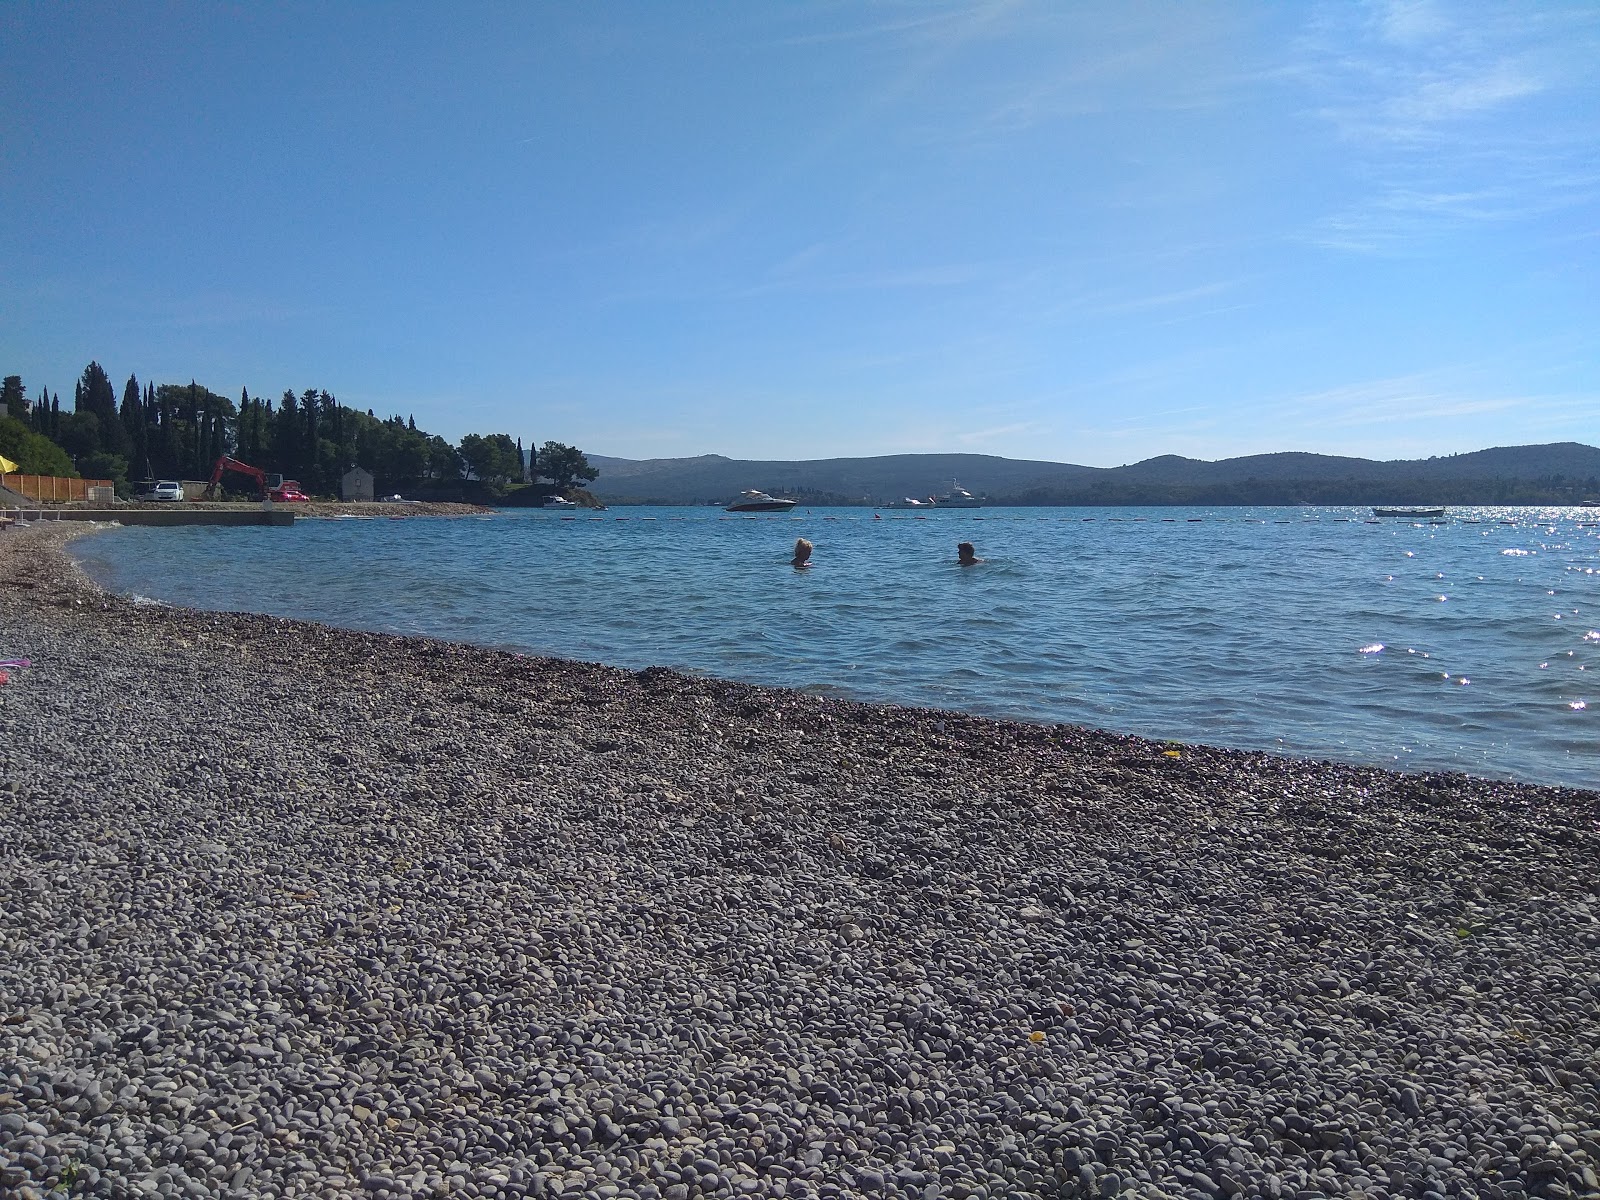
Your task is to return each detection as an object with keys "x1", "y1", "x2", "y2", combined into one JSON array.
[{"x1": 2, "y1": 524, "x2": 1597, "y2": 1200}]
